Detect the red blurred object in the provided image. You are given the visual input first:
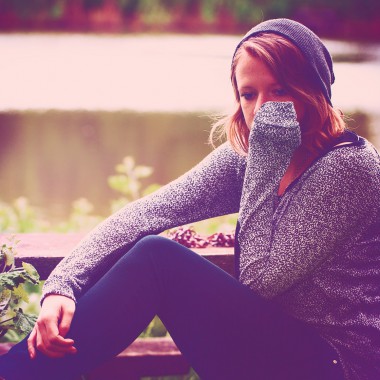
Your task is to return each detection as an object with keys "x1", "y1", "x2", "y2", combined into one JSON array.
[{"x1": 167, "y1": 226, "x2": 234, "y2": 248}]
